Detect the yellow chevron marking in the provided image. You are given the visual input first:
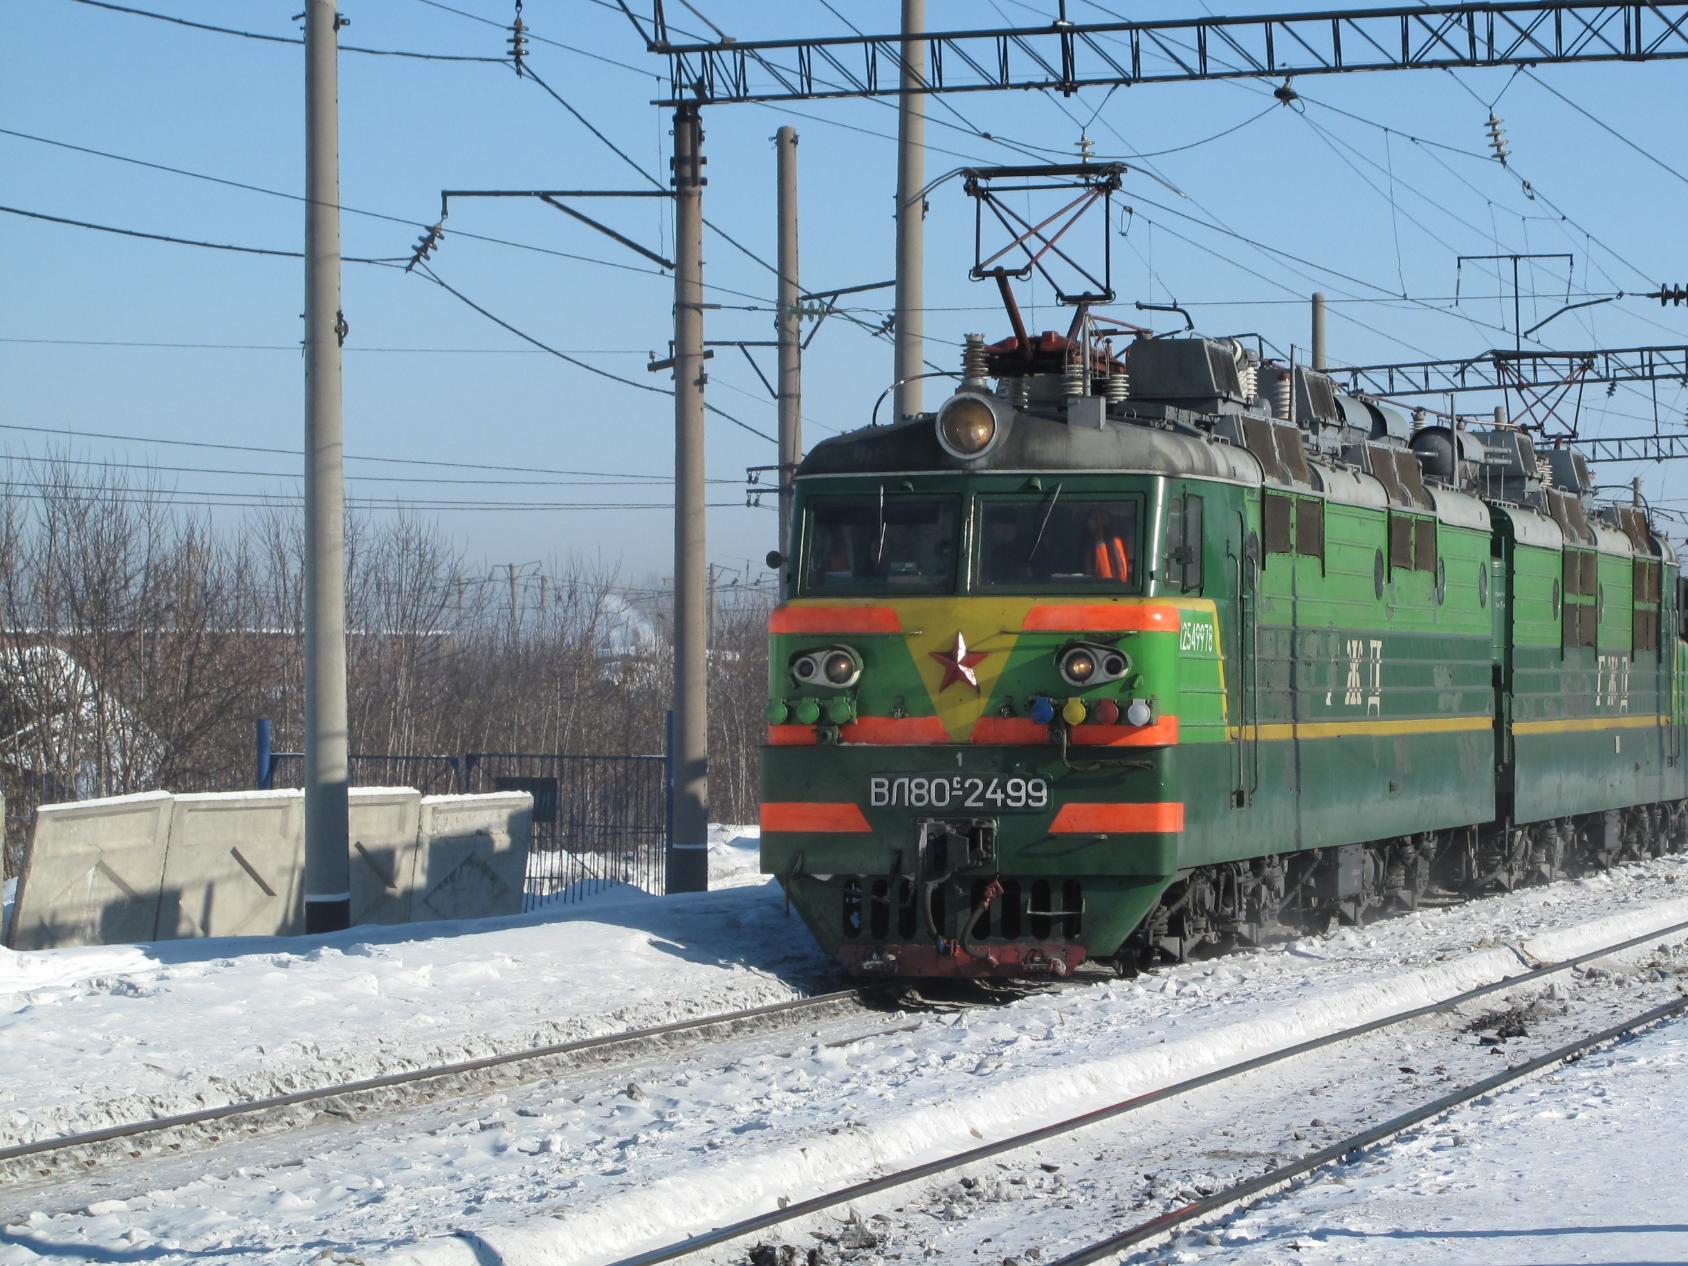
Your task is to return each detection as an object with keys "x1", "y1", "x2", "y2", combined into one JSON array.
[{"x1": 891, "y1": 597, "x2": 1037, "y2": 743}]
